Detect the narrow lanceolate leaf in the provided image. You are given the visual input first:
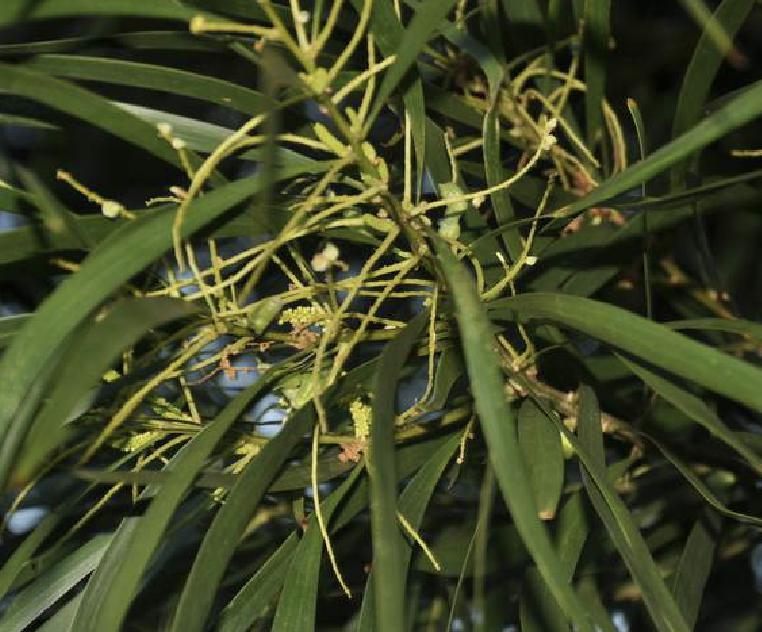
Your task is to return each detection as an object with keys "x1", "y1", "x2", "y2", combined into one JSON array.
[
  {"x1": 484, "y1": 108, "x2": 522, "y2": 261},
  {"x1": 218, "y1": 536, "x2": 300, "y2": 632},
  {"x1": 0, "y1": 31, "x2": 222, "y2": 56},
  {"x1": 0, "y1": 535, "x2": 111, "y2": 632},
  {"x1": 219, "y1": 434, "x2": 456, "y2": 632},
  {"x1": 368, "y1": 310, "x2": 429, "y2": 632},
  {"x1": 667, "y1": 317, "x2": 762, "y2": 342},
  {"x1": 489, "y1": 293, "x2": 762, "y2": 415},
  {"x1": 646, "y1": 436, "x2": 762, "y2": 527},
  {"x1": 671, "y1": 516, "x2": 719, "y2": 630},
  {"x1": 71, "y1": 369, "x2": 287, "y2": 632},
  {"x1": 24, "y1": 55, "x2": 268, "y2": 116},
  {"x1": 575, "y1": 386, "x2": 690, "y2": 632},
  {"x1": 0, "y1": 168, "x2": 319, "y2": 493},
  {"x1": 0, "y1": 63, "x2": 183, "y2": 168},
  {"x1": 435, "y1": 241, "x2": 594, "y2": 632},
  {"x1": 559, "y1": 77, "x2": 762, "y2": 217},
  {"x1": 271, "y1": 465, "x2": 364, "y2": 632},
  {"x1": 367, "y1": 0, "x2": 457, "y2": 130},
  {"x1": 14, "y1": 297, "x2": 196, "y2": 485},
  {"x1": 351, "y1": 0, "x2": 433, "y2": 187},
  {"x1": 357, "y1": 432, "x2": 460, "y2": 631},
  {"x1": 672, "y1": 0, "x2": 755, "y2": 177},
  {"x1": 0, "y1": 0, "x2": 194, "y2": 23},
  {"x1": 36, "y1": 592, "x2": 82, "y2": 632},
  {"x1": 0, "y1": 314, "x2": 28, "y2": 349},
  {"x1": 0, "y1": 512, "x2": 62, "y2": 601},
  {"x1": 169, "y1": 405, "x2": 315, "y2": 632},
  {"x1": 583, "y1": 0, "x2": 611, "y2": 148},
  {"x1": 519, "y1": 493, "x2": 593, "y2": 632},
  {"x1": 518, "y1": 399, "x2": 564, "y2": 520},
  {"x1": 619, "y1": 356, "x2": 762, "y2": 476}
]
